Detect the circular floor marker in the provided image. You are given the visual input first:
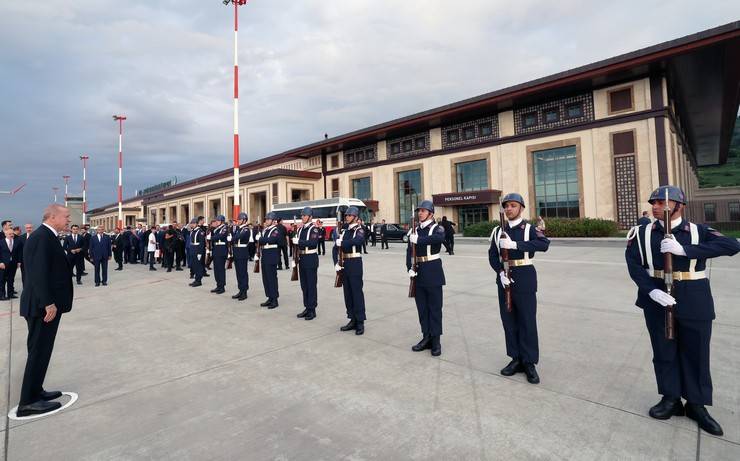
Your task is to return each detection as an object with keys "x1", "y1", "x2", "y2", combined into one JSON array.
[{"x1": 8, "y1": 392, "x2": 78, "y2": 421}]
